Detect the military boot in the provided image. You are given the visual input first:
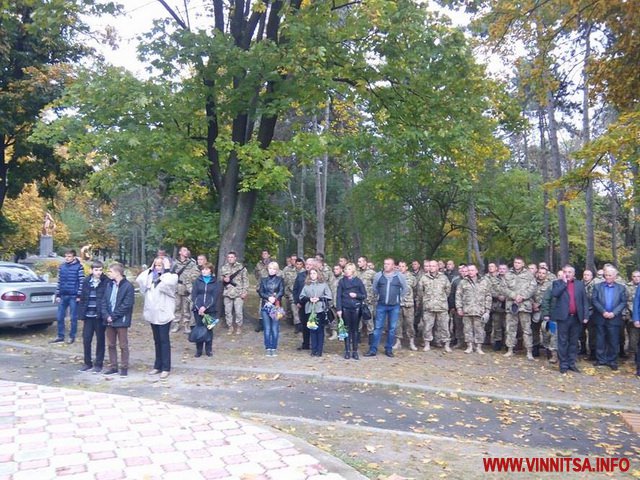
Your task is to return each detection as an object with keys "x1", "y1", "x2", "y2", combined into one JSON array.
[
  {"x1": 170, "y1": 322, "x2": 180, "y2": 333},
  {"x1": 443, "y1": 341, "x2": 452, "y2": 353},
  {"x1": 526, "y1": 348, "x2": 535, "y2": 361},
  {"x1": 464, "y1": 343, "x2": 473, "y2": 354},
  {"x1": 393, "y1": 338, "x2": 401, "y2": 350},
  {"x1": 423, "y1": 342, "x2": 431, "y2": 352},
  {"x1": 549, "y1": 350, "x2": 558, "y2": 363},
  {"x1": 328, "y1": 329, "x2": 338, "y2": 341},
  {"x1": 409, "y1": 338, "x2": 418, "y2": 351},
  {"x1": 503, "y1": 347, "x2": 514, "y2": 357},
  {"x1": 476, "y1": 344, "x2": 485, "y2": 355}
]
